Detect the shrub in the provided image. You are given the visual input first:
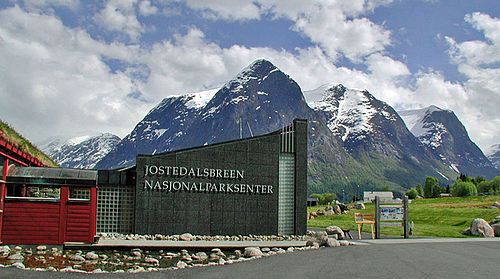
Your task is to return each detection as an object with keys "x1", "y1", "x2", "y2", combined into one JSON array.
[
  {"x1": 405, "y1": 188, "x2": 418, "y2": 199},
  {"x1": 477, "y1": 181, "x2": 492, "y2": 193},
  {"x1": 491, "y1": 176, "x2": 500, "y2": 193},
  {"x1": 310, "y1": 193, "x2": 337, "y2": 205},
  {"x1": 416, "y1": 185, "x2": 423, "y2": 196},
  {"x1": 451, "y1": 181, "x2": 477, "y2": 197},
  {"x1": 424, "y1": 177, "x2": 441, "y2": 198}
]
